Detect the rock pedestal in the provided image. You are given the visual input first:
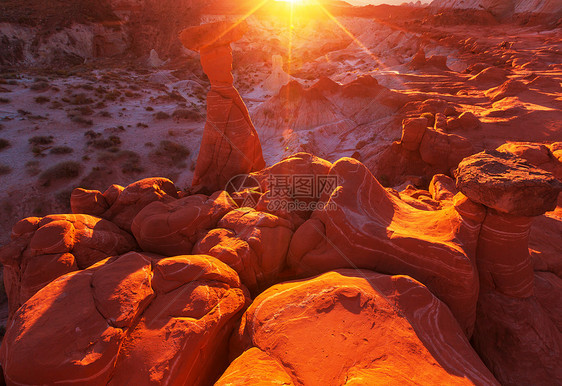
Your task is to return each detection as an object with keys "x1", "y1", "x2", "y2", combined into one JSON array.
[
  {"x1": 180, "y1": 21, "x2": 265, "y2": 194},
  {"x1": 455, "y1": 150, "x2": 562, "y2": 386}
]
